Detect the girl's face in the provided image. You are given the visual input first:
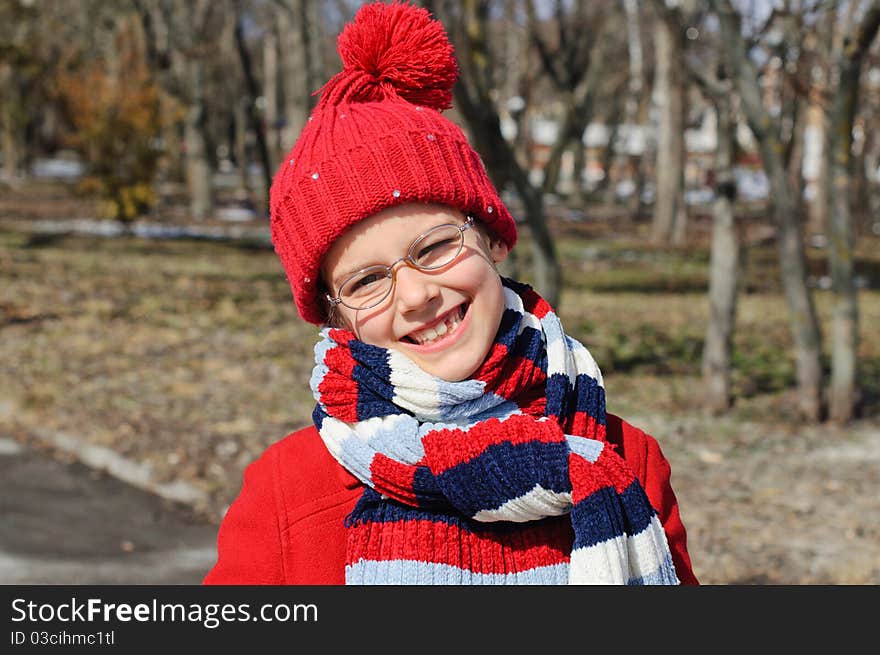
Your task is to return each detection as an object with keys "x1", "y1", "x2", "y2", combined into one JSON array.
[{"x1": 321, "y1": 203, "x2": 509, "y2": 382}]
